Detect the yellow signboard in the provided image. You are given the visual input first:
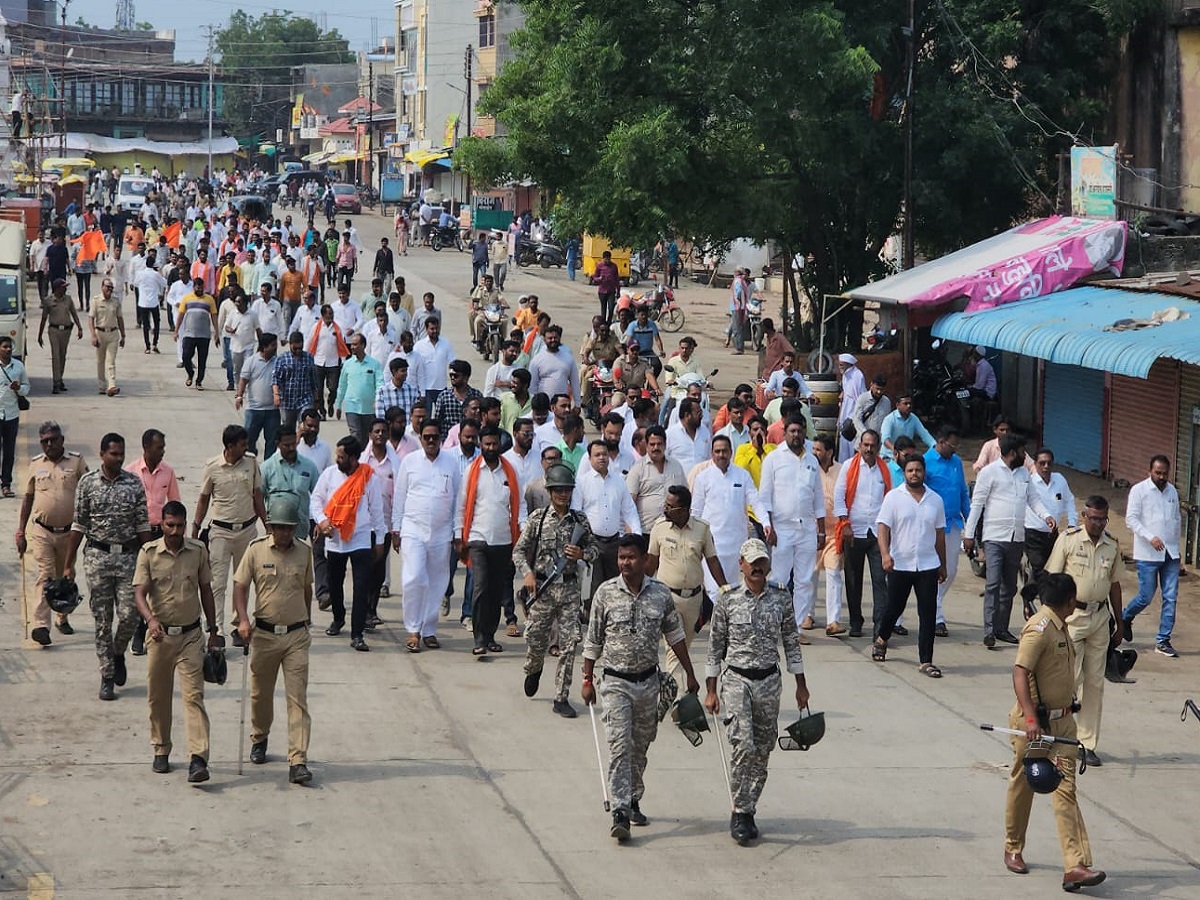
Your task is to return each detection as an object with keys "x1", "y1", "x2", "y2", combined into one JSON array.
[{"x1": 444, "y1": 114, "x2": 459, "y2": 148}]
